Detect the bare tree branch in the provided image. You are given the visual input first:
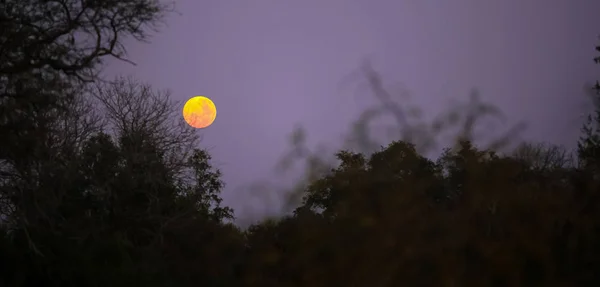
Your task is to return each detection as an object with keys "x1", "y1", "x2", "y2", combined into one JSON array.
[{"x1": 0, "y1": 0, "x2": 172, "y2": 83}]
